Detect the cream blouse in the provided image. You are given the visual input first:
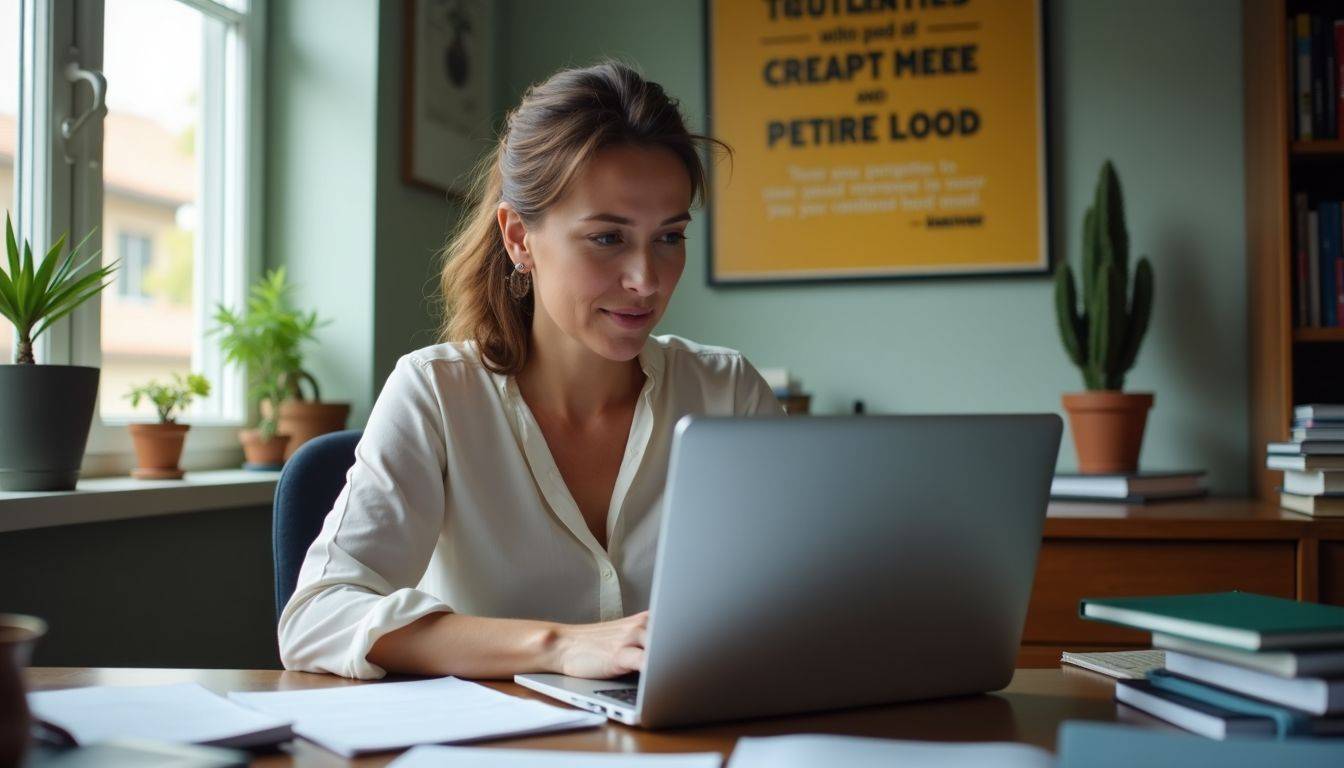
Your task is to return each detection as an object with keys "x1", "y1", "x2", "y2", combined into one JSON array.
[{"x1": 277, "y1": 334, "x2": 782, "y2": 679}]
